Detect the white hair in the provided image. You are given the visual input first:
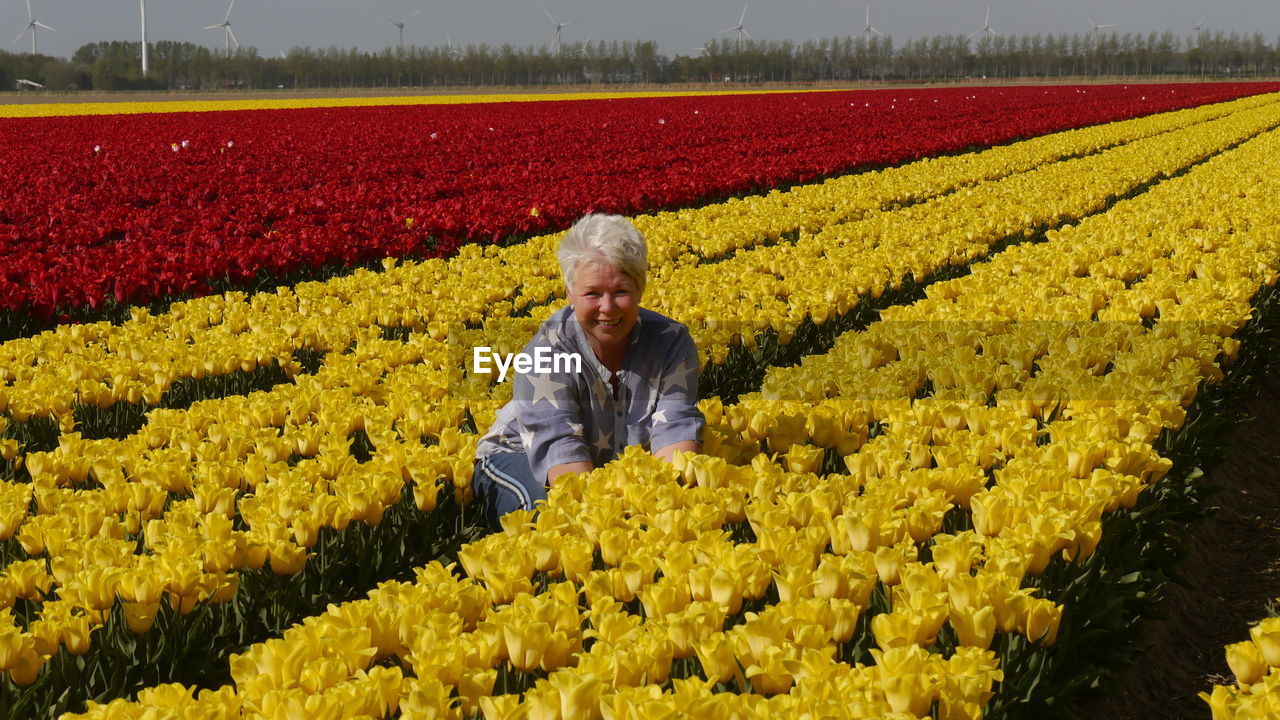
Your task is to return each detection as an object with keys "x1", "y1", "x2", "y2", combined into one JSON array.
[{"x1": 557, "y1": 214, "x2": 648, "y2": 298}]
